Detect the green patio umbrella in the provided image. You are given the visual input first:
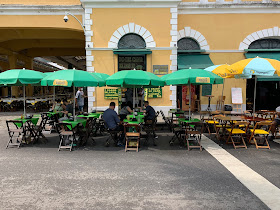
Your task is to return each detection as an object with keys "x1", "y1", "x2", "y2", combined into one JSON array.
[
  {"x1": 0, "y1": 68, "x2": 45, "y2": 116},
  {"x1": 93, "y1": 72, "x2": 110, "y2": 80},
  {"x1": 43, "y1": 72, "x2": 56, "y2": 102},
  {"x1": 106, "y1": 70, "x2": 164, "y2": 108},
  {"x1": 162, "y1": 68, "x2": 223, "y2": 118},
  {"x1": 41, "y1": 69, "x2": 105, "y2": 117}
]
